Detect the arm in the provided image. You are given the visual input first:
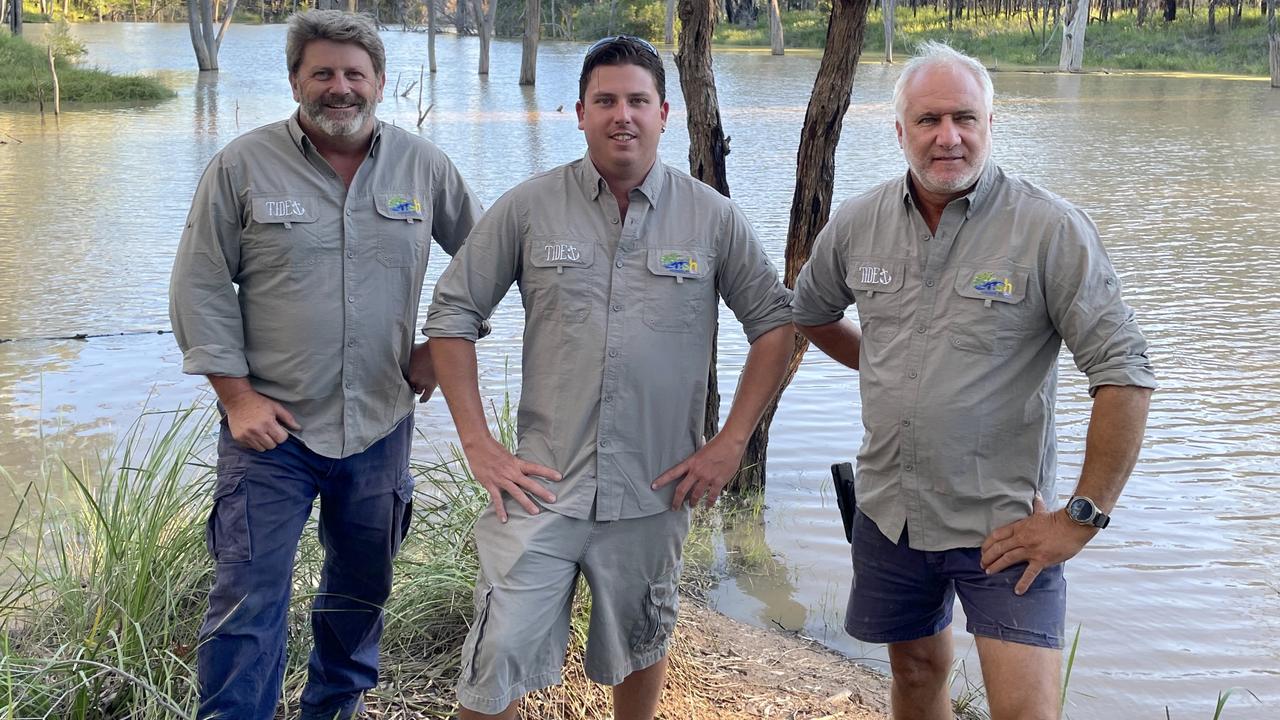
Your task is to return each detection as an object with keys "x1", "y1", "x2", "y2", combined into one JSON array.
[
  {"x1": 980, "y1": 384, "x2": 1151, "y2": 594},
  {"x1": 652, "y1": 323, "x2": 794, "y2": 509},
  {"x1": 796, "y1": 318, "x2": 861, "y2": 371},
  {"x1": 208, "y1": 375, "x2": 300, "y2": 452},
  {"x1": 431, "y1": 337, "x2": 560, "y2": 522}
]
